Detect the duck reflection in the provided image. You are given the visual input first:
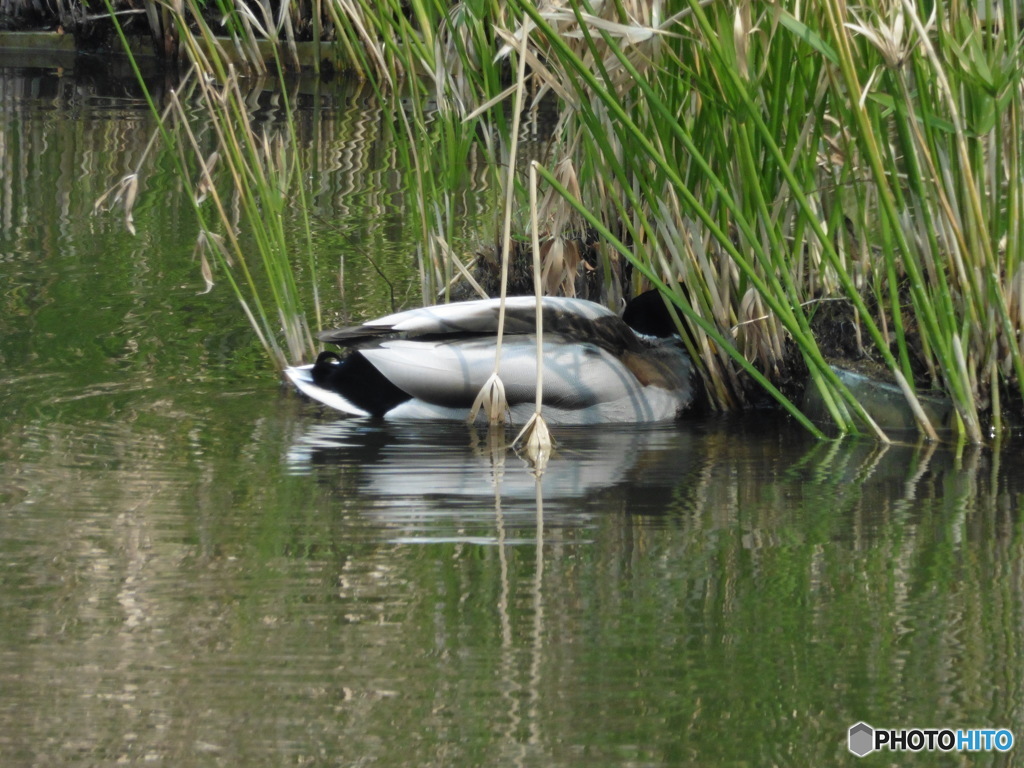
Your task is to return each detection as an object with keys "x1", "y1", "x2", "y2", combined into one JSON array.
[
  {"x1": 282, "y1": 411, "x2": 1024, "y2": 547},
  {"x1": 285, "y1": 418, "x2": 704, "y2": 526}
]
